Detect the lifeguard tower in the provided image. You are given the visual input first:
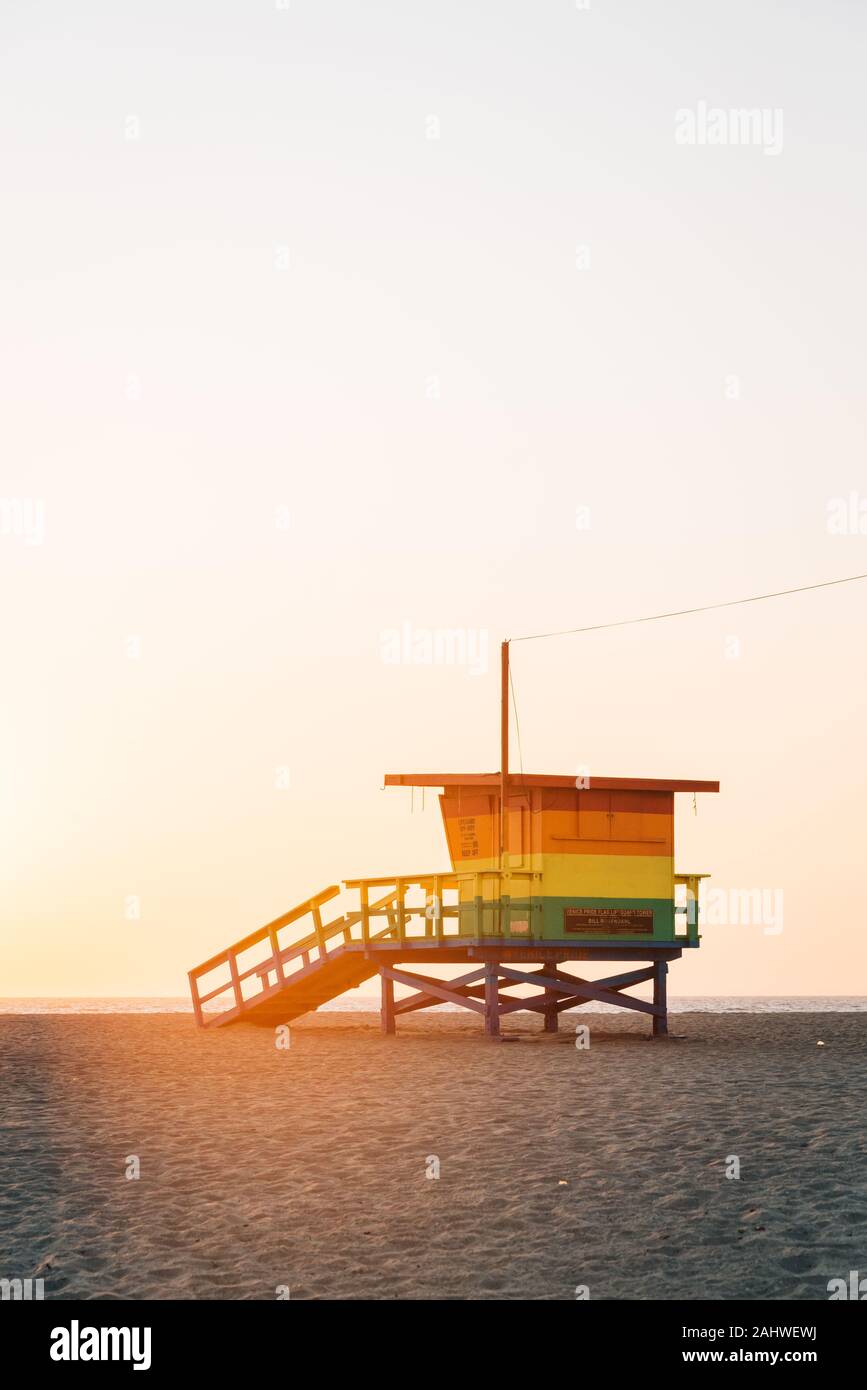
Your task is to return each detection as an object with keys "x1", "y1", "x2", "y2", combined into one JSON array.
[{"x1": 189, "y1": 644, "x2": 718, "y2": 1036}]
